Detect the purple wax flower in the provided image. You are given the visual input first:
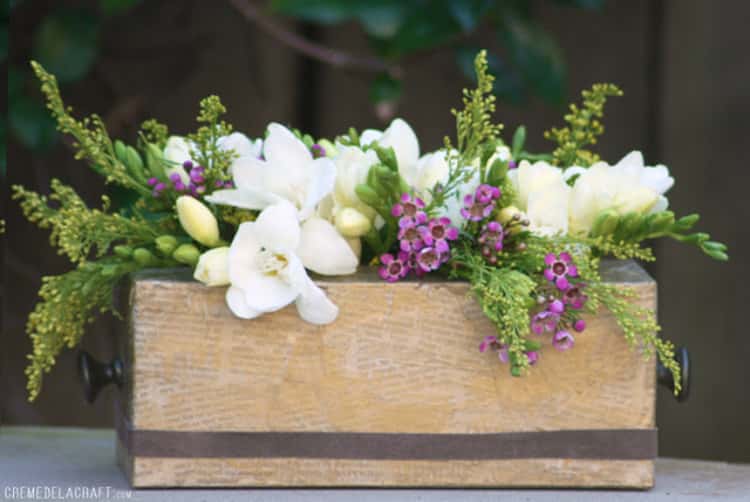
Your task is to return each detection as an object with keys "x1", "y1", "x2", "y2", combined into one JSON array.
[
  {"x1": 398, "y1": 220, "x2": 425, "y2": 252},
  {"x1": 553, "y1": 330, "x2": 575, "y2": 351},
  {"x1": 416, "y1": 246, "x2": 443, "y2": 272},
  {"x1": 573, "y1": 319, "x2": 586, "y2": 332},
  {"x1": 378, "y1": 252, "x2": 410, "y2": 282},
  {"x1": 548, "y1": 299, "x2": 565, "y2": 314},
  {"x1": 311, "y1": 143, "x2": 326, "y2": 158},
  {"x1": 479, "y1": 335, "x2": 498, "y2": 353},
  {"x1": 391, "y1": 193, "x2": 427, "y2": 224},
  {"x1": 460, "y1": 193, "x2": 494, "y2": 222},
  {"x1": 563, "y1": 284, "x2": 588, "y2": 309},
  {"x1": 543, "y1": 252, "x2": 578, "y2": 291},
  {"x1": 475, "y1": 184, "x2": 501, "y2": 205},
  {"x1": 147, "y1": 177, "x2": 159, "y2": 186},
  {"x1": 419, "y1": 217, "x2": 458, "y2": 254},
  {"x1": 478, "y1": 221, "x2": 504, "y2": 264},
  {"x1": 531, "y1": 311, "x2": 559, "y2": 335}
]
